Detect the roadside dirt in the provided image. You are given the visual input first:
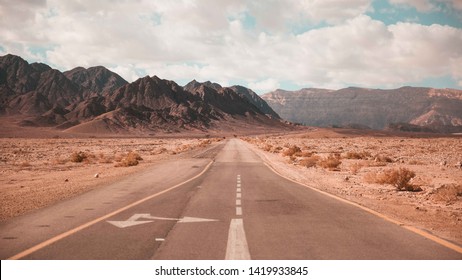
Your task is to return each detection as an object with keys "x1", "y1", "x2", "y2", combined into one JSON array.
[
  {"x1": 244, "y1": 128, "x2": 462, "y2": 246},
  {"x1": 0, "y1": 137, "x2": 223, "y2": 220}
]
